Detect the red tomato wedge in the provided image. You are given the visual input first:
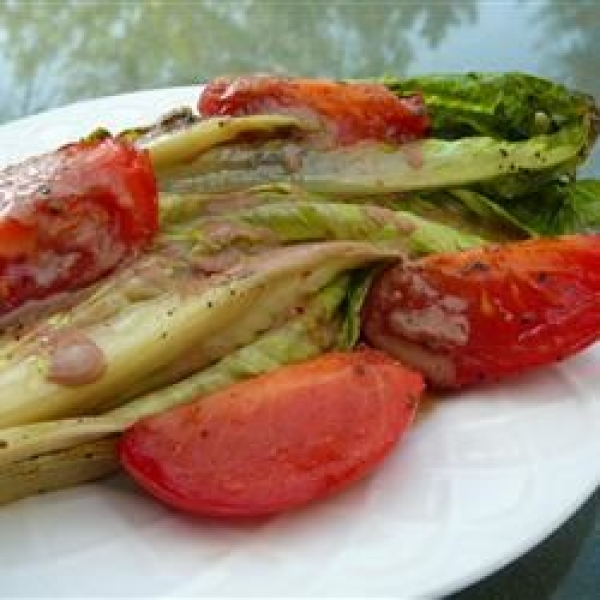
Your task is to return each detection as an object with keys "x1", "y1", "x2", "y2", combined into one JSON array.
[
  {"x1": 362, "y1": 235, "x2": 600, "y2": 389},
  {"x1": 199, "y1": 75, "x2": 429, "y2": 145},
  {"x1": 0, "y1": 138, "x2": 158, "y2": 317},
  {"x1": 119, "y1": 350, "x2": 424, "y2": 518}
]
